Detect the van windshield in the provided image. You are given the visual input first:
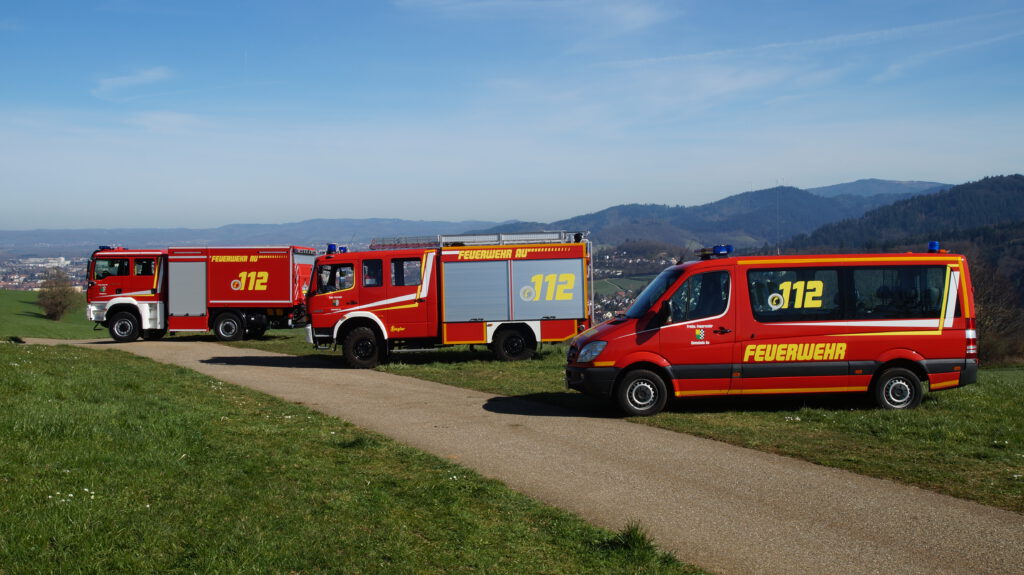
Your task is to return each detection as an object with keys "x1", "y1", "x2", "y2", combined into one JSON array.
[{"x1": 625, "y1": 267, "x2": 685, "y2": 319}]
